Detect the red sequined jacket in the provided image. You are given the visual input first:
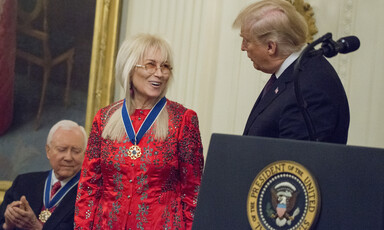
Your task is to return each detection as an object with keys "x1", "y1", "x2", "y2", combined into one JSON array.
[{"x1": 74, "y1": 99, "x2": 204, "y2": 230}]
